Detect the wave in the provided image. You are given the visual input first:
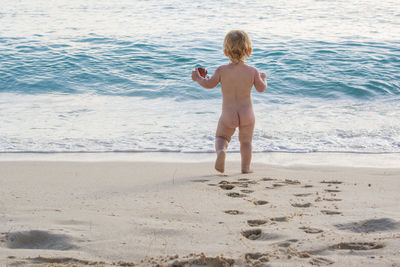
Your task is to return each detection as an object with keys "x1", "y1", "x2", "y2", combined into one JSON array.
[{"x1": 1, "y1": 37, "x2": 399, "y2": 100}]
